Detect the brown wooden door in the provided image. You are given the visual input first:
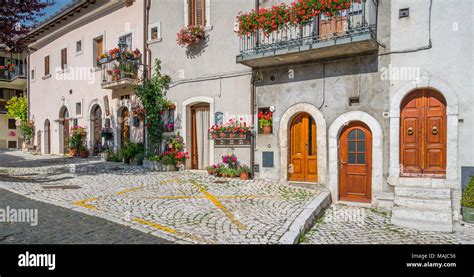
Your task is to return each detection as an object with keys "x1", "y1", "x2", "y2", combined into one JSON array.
[
  {"x1": 339, "y1": 122, "x2": 372, "y2": 203},
  {"x1": 92, "y1": 106, "x2": 102, "y2": 148},
  {"x1": 400, "y1": 89, "x2": 446, "y2": 176},
  {"x1": 319, "y1": 15, "x2": 347, "y2": 40},
  {"x1": 46, "y1": 121, "x2": 51, "y2": 154},
  {"x1": 289, "y1": 113, "x2": 317, "y2": 182},
  {"x1": 121, "y1": 109, "x2": 130, "y2": 148},
  {"x1": 63, "y1": 119, "x2": 69, "y2": 153},
  {"x1": 191, "y1": 108, "x2": 198, "y2": 169}
]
